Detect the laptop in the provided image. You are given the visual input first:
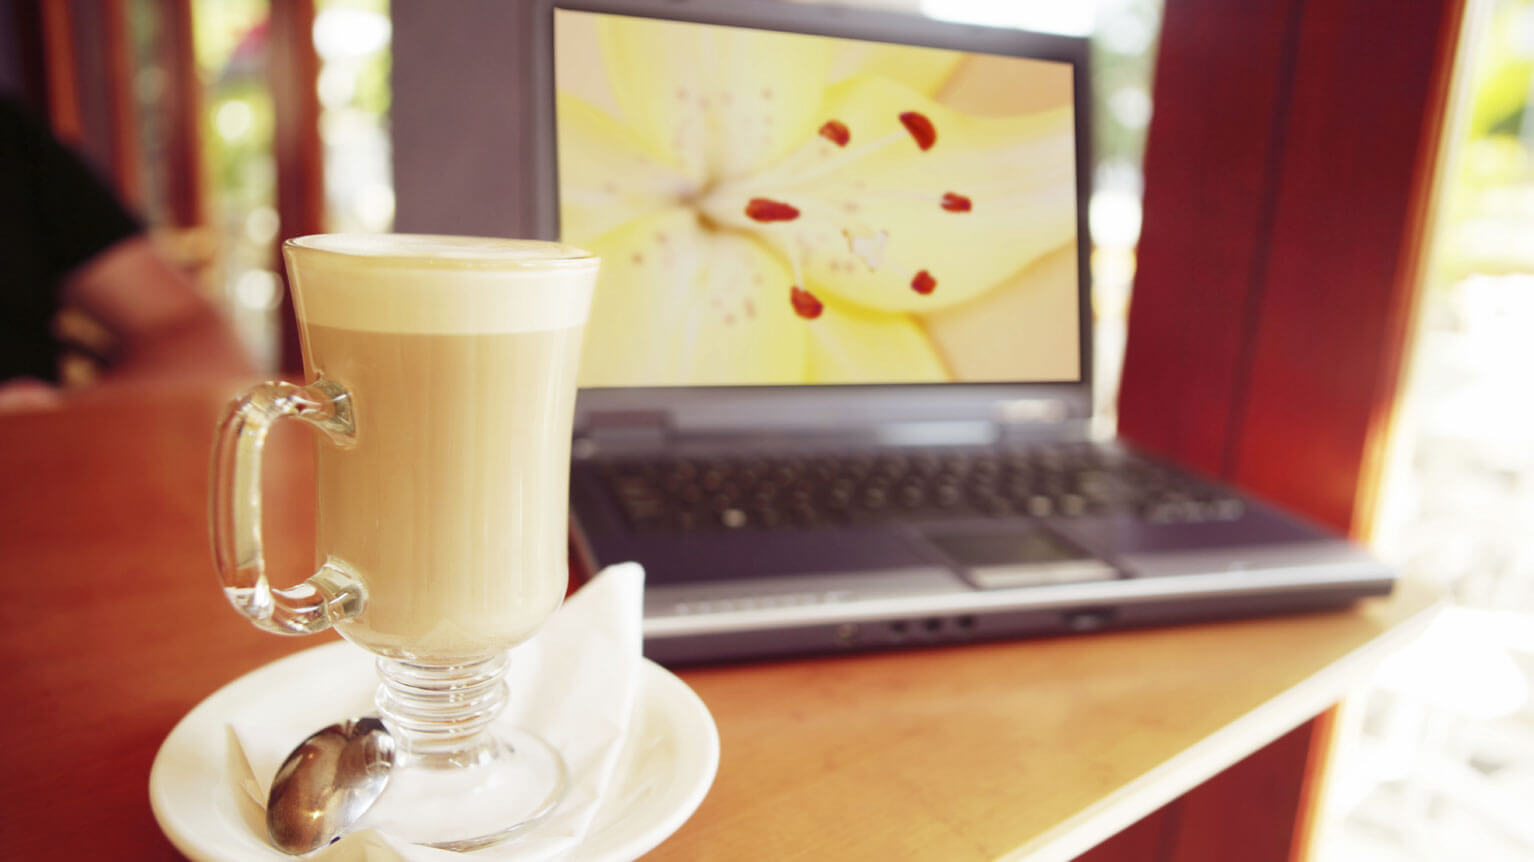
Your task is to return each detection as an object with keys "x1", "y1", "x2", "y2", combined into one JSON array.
[{"x1": 531, "y1": 0, "x2": 1393, "y2": 664}]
